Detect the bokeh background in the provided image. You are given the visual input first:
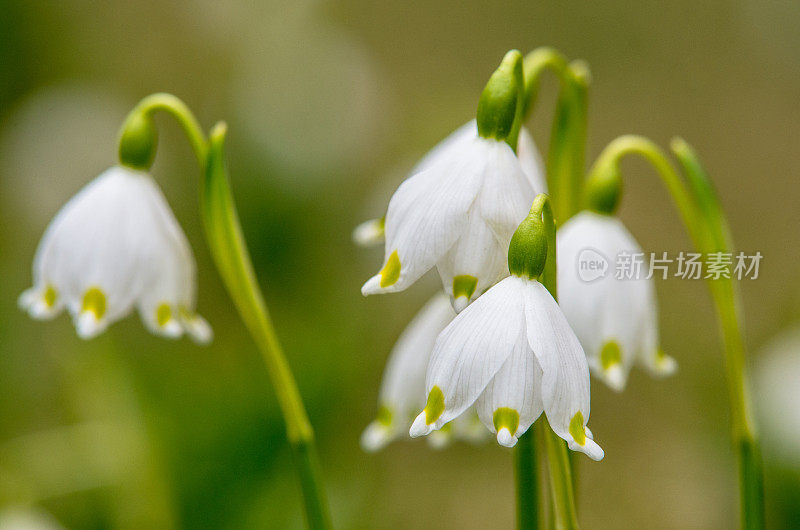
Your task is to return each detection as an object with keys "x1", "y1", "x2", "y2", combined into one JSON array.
[{"x1": 1, "y1": 1, "x2": 799, "y2": 528}]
